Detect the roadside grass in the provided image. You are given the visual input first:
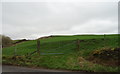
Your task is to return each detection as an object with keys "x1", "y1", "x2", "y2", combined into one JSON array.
[
  {"x1": 2, "y1": 34, "x2": 119, "y2": 72},
  {"x1": 2, "y1": 53, "x2": 119, "y2": 72}
]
